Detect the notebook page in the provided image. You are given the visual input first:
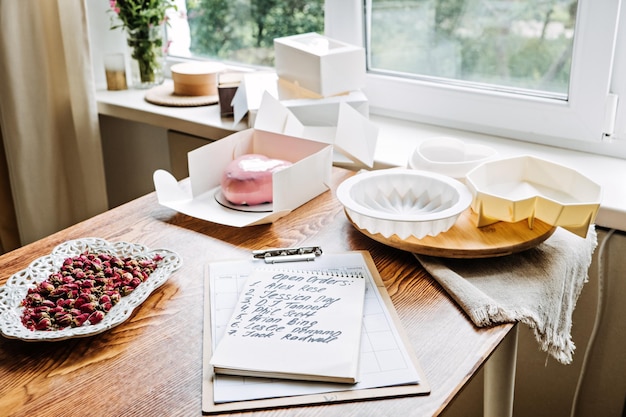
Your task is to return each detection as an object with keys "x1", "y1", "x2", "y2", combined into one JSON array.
[{"x1": 209, "y1": 266, "x2": 366, "y2": 383}]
